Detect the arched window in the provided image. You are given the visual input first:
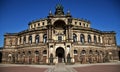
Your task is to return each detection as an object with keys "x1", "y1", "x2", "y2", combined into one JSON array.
[
  {"x1": 35, "y1": 35, "x2": 39, "y2": 43},
  {"x1": 19, "y1": 37, "x2": 21, "y2": 44},
  {"x1": 89, "y1": 50, "x2": 93, "y2": 54},
  {"x1": 80, "y1": 34, "x2": 85, "y2": 43},
  {"x1": 43, "y1": 50, "x2": 47, "y2": 55},
  {"x1": 43, "y1": 34, "x2": 47, "y2": 43},
  {"x1": 29, "y1": 35, "x2": 32, "y2": 44},
  {"x1": 100, "y1": 51, "x2": 103, "y2": 55},
  {"x1": 23, "y1": 36, "x2": 26, "y2": 44},
  {"x1": 22, "y1": 52, "x2": 25, "y2": 56},
  {"x1": 98, "y1": 36, "x2": 101, "y2": 43},
  {"x1": 35, "y1": 51, "x2": 39, "y2": 56},
  {"x1": 73, "y1": 33, "x2": 77, "y2": 42},
  {"x1": 74, "y1": 50, "x2": 77, "y2": 55},
  {"x1": 94, "y1": 36, "x2": 97, "y2": 43},
  {"x1": 27, "y1": 51, "x2": 31, "y2": 57},
  {"x1": 95, "y1": 50, "x2": 99, "y2": 55},
  {"x1": 58, "y1": 35, "x2": 62, "y2": 41},
  {"x1": 88, "y1": 35, "x2": 91, "y2": 43},
  {"x1": 108, "y1": 38, "x2": 111, "y2": 45},
  {"x1": 81, "y1": 50, "x2": 86, "y2": 55}
]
